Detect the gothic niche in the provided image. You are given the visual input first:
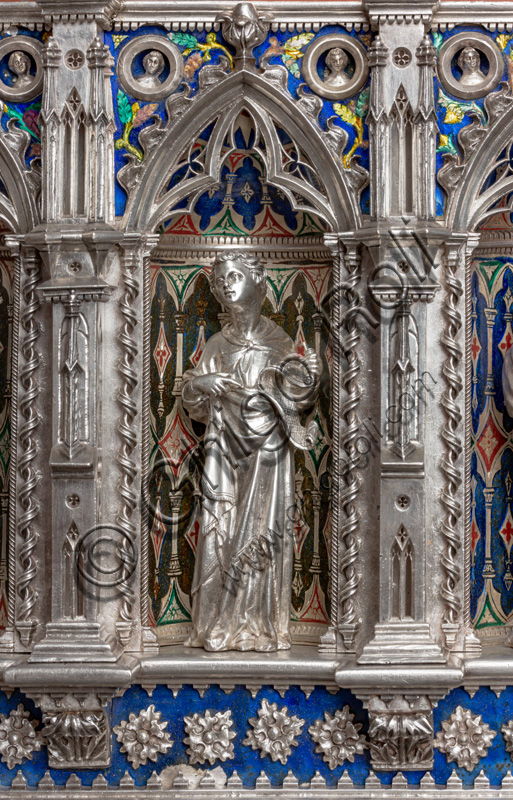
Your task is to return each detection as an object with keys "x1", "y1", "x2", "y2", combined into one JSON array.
[
  {"x1": 472, "y1": 209, "x2": 513, "y2": 633},
  {"x1": 147, "y1": 110, "x2": 334, "y2": 646}
]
